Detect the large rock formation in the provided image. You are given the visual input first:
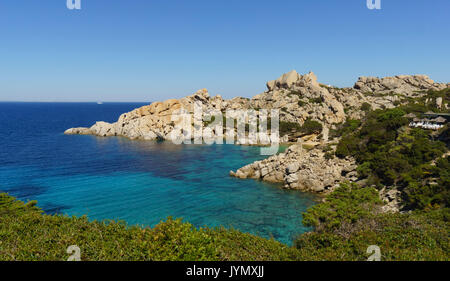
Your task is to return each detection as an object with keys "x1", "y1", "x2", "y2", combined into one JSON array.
[
  {"x1": 251, "y1": 71, "x2": 449, "y2": 133},
  {"x1": 65, "y1": 89, "x2": 248, "y2": 141},
  {"x1": 230, "y1": 144, "x2": 358, "y2": 194},
  {"x1": 251, "y1": 70, "x2": 346, "y2": 126}
]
